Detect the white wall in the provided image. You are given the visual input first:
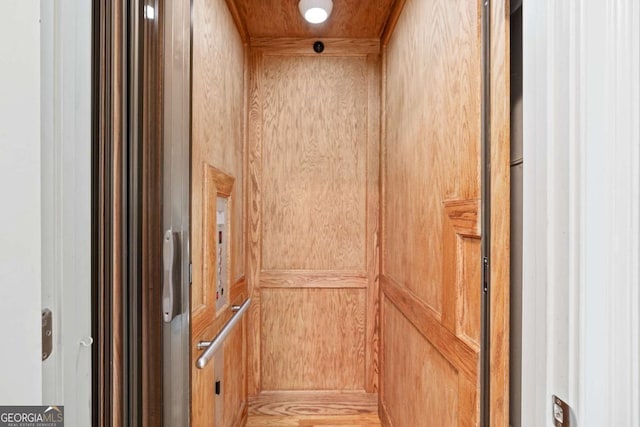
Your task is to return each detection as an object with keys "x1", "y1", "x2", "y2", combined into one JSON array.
[
  {"x1": 0, "y1": 0, "x2": 43, "y2": 404},
  {"x1": 0, "y1": 2, "x2": 91, "y2": 420},
  {"x1": 40, "y1": 0, "x2": 92, "y2": 424},
  {"x1": 522, "y1": 1, "x2": 640, "y2": 425}
]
